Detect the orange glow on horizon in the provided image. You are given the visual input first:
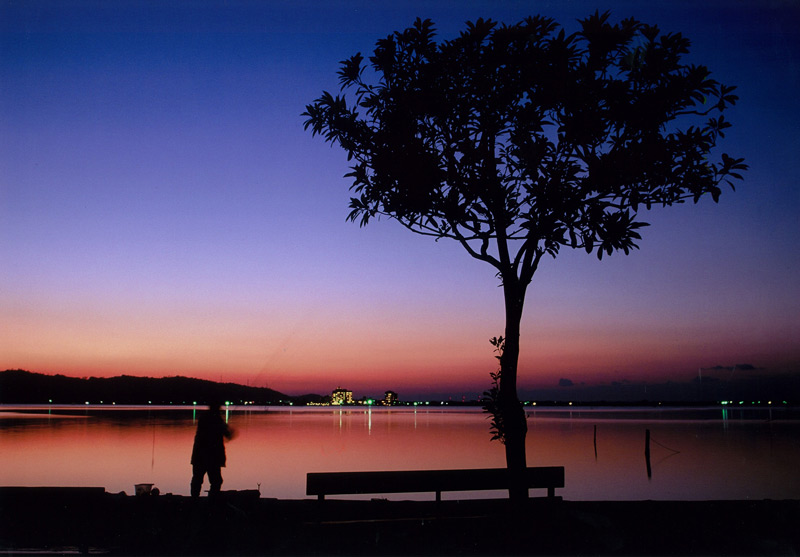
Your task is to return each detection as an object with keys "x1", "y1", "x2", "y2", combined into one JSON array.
[{"x1": 4, "y1": 290, "x2": 796, "y2": 397}]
